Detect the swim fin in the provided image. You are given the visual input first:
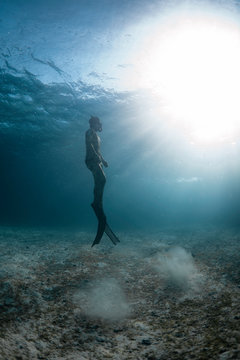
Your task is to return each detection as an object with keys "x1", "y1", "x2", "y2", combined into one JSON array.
[
  {"x1": 91, "y1": 203, "x2": 106, "y2": 247},
  {"x1": 91, "y1": 214, "x2": 106, "y2": 247},
  {"x1": 105, "y1": 223, "x2": 120, "y2": 244},
  {"x1": 91, "y1": 203, "x2": 120, "y2": 246}
]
